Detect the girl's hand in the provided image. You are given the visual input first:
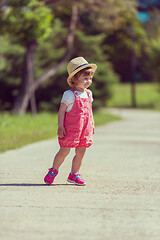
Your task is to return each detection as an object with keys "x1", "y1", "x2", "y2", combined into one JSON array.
[{"x1": 58, "y1": 126, "x2": 66, "y2": 138}]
